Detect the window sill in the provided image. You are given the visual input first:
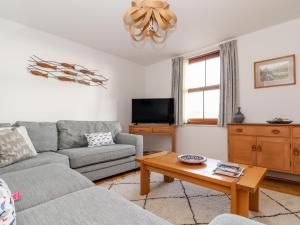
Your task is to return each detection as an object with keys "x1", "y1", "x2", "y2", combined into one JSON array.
[
  {"x1": 187, "y1": 118, "x2": 218, "y2": 125},
  {"x1": 184, "y1": 123, "x2": 218, "y2": 128}
]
